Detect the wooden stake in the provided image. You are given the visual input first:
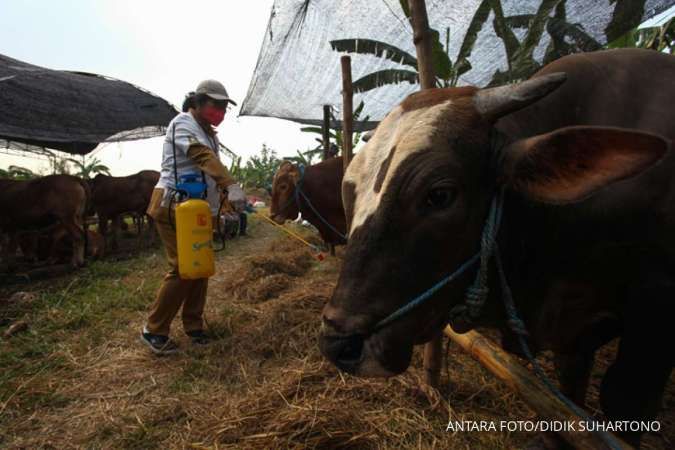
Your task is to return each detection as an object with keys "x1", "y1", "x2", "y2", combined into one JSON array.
[
  {"x1": 322, "y1": 105, "x2": 331, "y2": 160},
  {"x1": 444, "y1": 326, "x2": 633, "y2": 450},
  {"x1": 340, "y1": 55, "x2": 354, "y2": 172},
  {"x1": 408, "y1": 0, "x2": 441, "y2": 388}
]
